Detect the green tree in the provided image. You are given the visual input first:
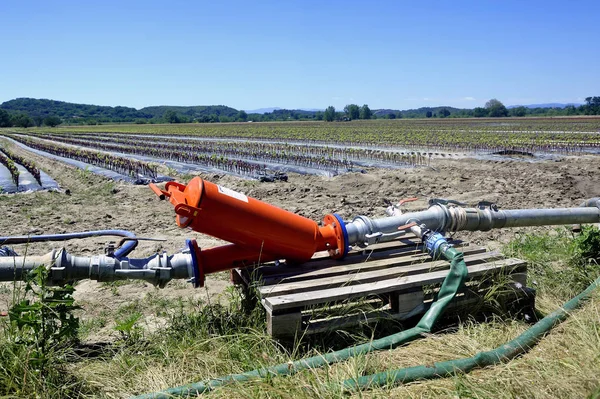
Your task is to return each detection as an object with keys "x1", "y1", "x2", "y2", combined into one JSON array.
[
  {"x1": 584, "y1": 96, "x2": 600, "y2": 115},
  {"x1": 315, "y1": 111, "x2": 324, "y2": 121},
  {"x1": 510, "y1": 106, "x2": 527, "y2": 117},
  {"x1": 163, "y1": 110, "x2": 181, "y2": 123},
  {"x1": 43, "y1": 115, "x2": 63, "y2": 127},
  {"x1": 0, "y1": 109, "x2": 11, "y2": 127},
  {"x1": 343, "y1": 104, "x2": 360, "y2": 120},
  {"x1": 439, "y1": 108, "x2": 450, "y2": 118},
  {"x1": 359, "y1": 104, "x2": 372, "y2": 120},
  {"x1": 426, "y1": 111, "x2": 433, "y2": 118},
  {"x1": 485, "y1": 98, "x2": 508, "y2": 117},
  {"x1": 564, "y1": 105, "x2": 577, "y2": 116},
  {"x1": 236, "y1": 110, "x2": 248, "y2": 122},
  {"x1": 473, "y1": 107, "x2": 489, "y2": 117},
  {"x1": 324, "y1": 106, "x2": 336, "y2": 122},
  {"x1": 11, "y1": 113, "x2": 34, "y2": 128}
]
